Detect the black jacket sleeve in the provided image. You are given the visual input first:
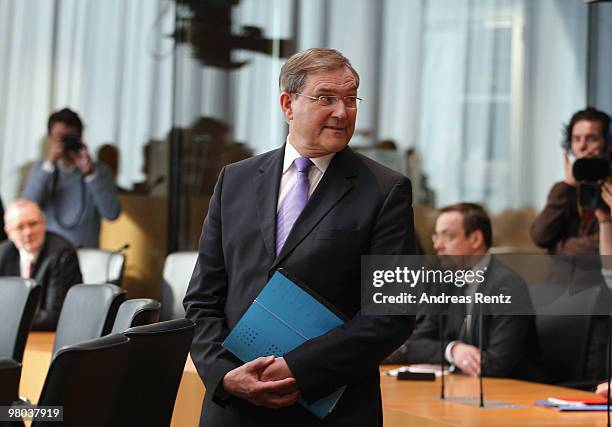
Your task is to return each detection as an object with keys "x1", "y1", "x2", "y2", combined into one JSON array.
[{"x1": 32, "y1": 248, "x2": 82, "y2": 331}]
